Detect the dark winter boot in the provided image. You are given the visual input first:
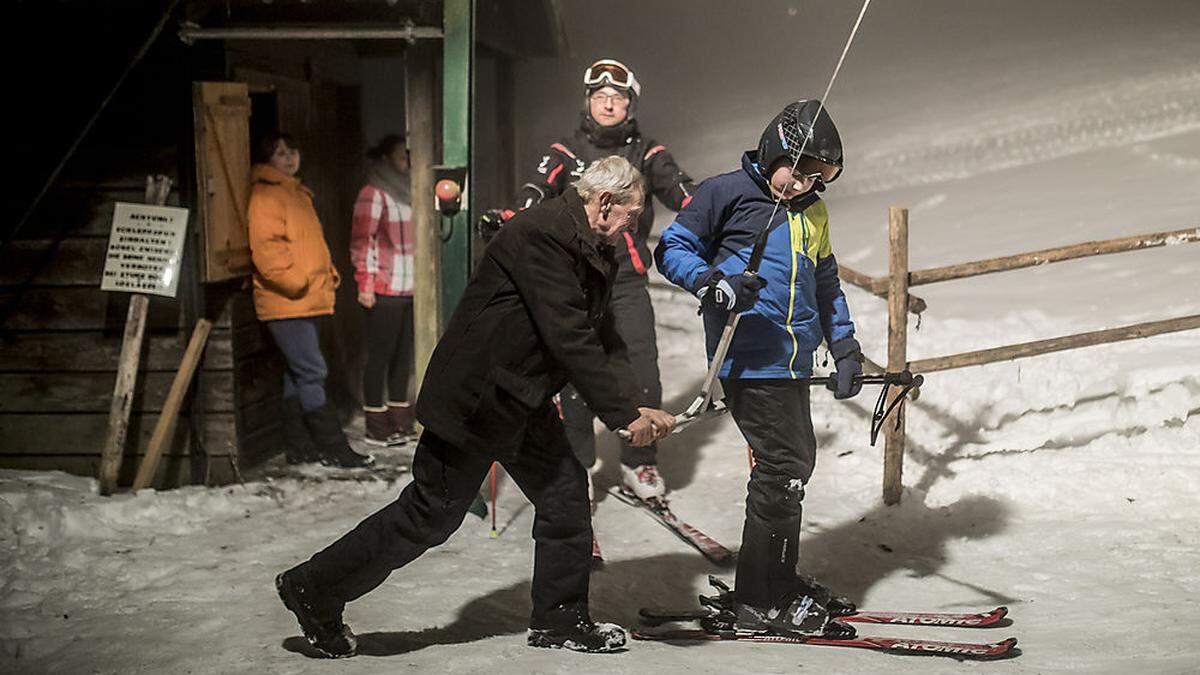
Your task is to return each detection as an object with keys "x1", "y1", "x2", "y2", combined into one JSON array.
[
  {"x1": 275, "y1": 568, "x2": 356, "y2": 658},
  {"x1": 303, "y1": 403, "x2": 375, "y2": 468},
  {"x1": 281, "y1": 398, "x2": 321, "y2": 464},
  {"x1": 386, "y1": 401, "x2": 415, "y2": 437},
  {"x1": 528, "y1": 620, "x2": 627, "y2": 653},
  {"x1": 363, "y1": 408, "x2": 405, "y2": 447}
]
